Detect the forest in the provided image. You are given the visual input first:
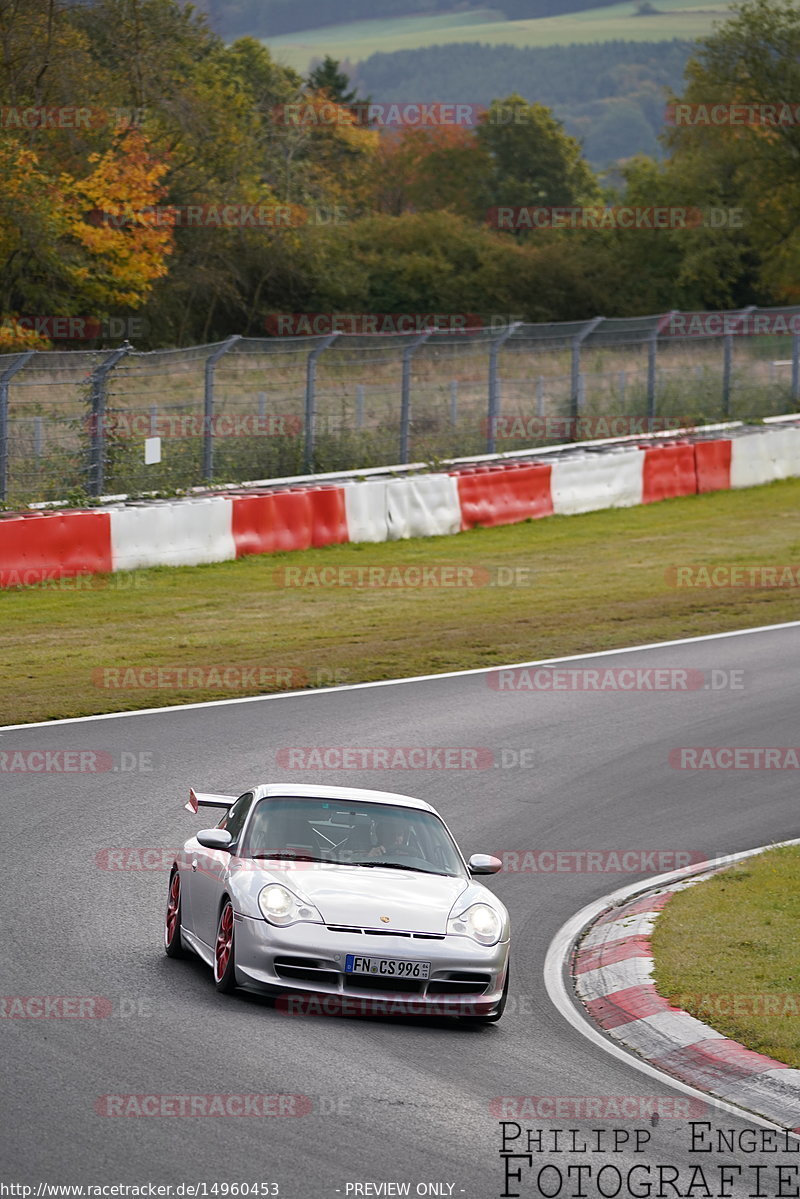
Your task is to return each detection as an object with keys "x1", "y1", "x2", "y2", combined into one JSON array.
[
  {"x1": 2, "y1": 0, "x2": 799, "y2": 351},
  {"x1": 351, "y1": 40, "x2": 695, "y2": 163}
]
